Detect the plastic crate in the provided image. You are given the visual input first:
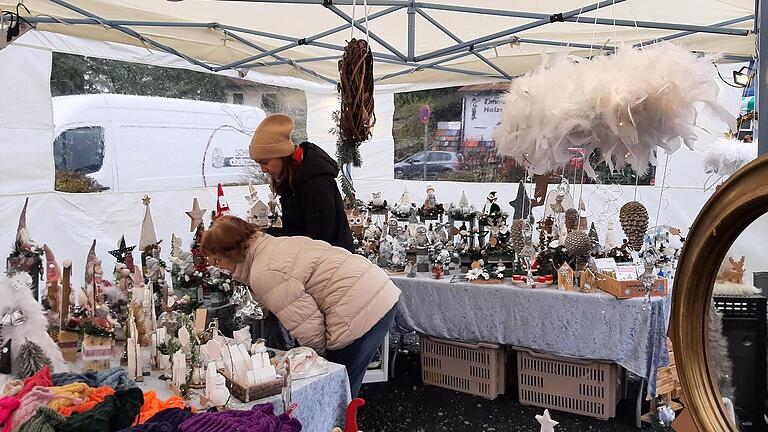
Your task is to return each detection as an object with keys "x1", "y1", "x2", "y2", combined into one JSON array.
[
  {"x1": 516, "y1": 348, "x2": 623, "y2": 420},
  {"x1": 420, "y1": 335, "x2": 506, "y2": 400}
]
